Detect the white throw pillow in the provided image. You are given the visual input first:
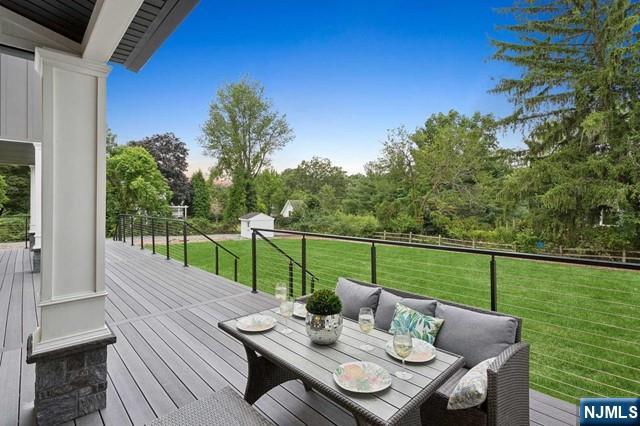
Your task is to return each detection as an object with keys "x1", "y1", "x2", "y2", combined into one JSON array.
[{"x1": 447, "y1": 357, "x2": 496, "y2": 410}]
